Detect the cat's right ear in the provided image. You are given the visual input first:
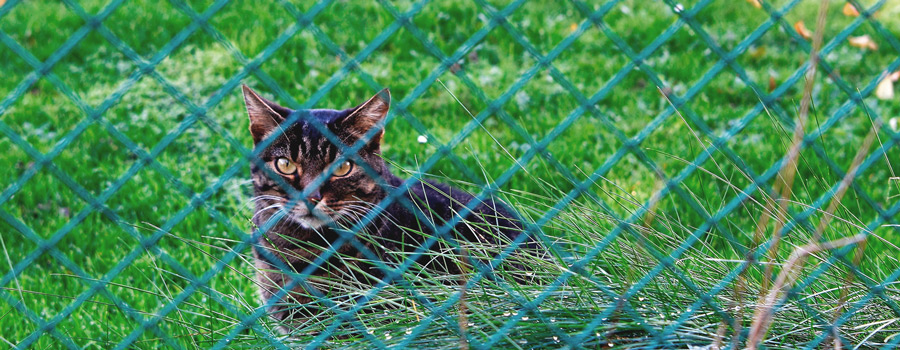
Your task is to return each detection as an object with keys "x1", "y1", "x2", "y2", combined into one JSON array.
[{"x1": 242, "y1": 85, "x2": 285, "y2": 144}]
